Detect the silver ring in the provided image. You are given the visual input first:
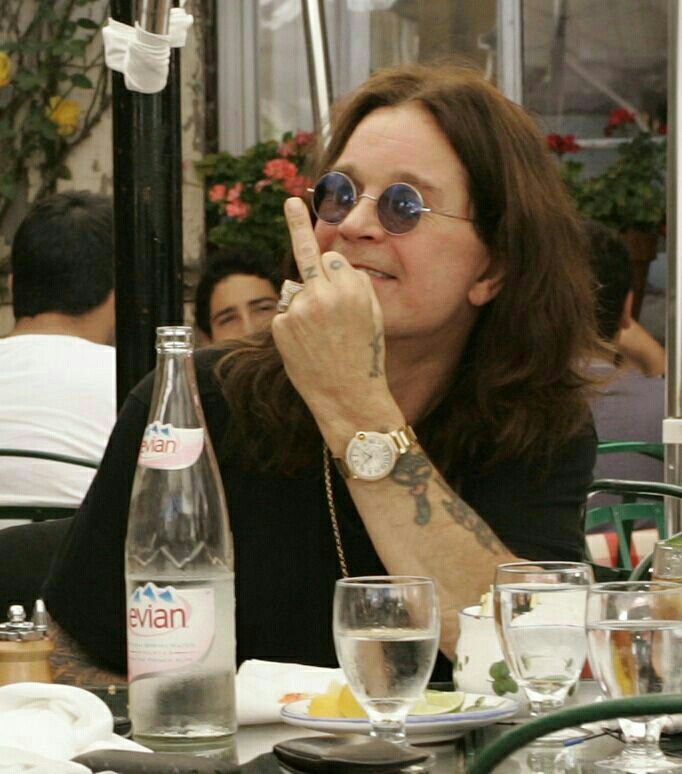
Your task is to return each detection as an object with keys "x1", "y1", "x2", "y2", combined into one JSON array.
[{"x1": 277, "y1": 279, "x2": 305, "y2": 313}]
